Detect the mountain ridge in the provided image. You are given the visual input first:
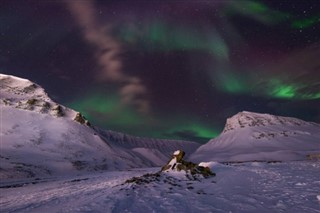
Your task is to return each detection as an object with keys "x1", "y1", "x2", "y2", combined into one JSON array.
[
  {"x1": 0, "y1": 74, "x2": 200, "y2": 180},
  {"x1": 2, "y1": 73, "x2": 319, "y2": 180},
  {"x1": 222, "y1": 111, "x2": 319, "y2": 133}
]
